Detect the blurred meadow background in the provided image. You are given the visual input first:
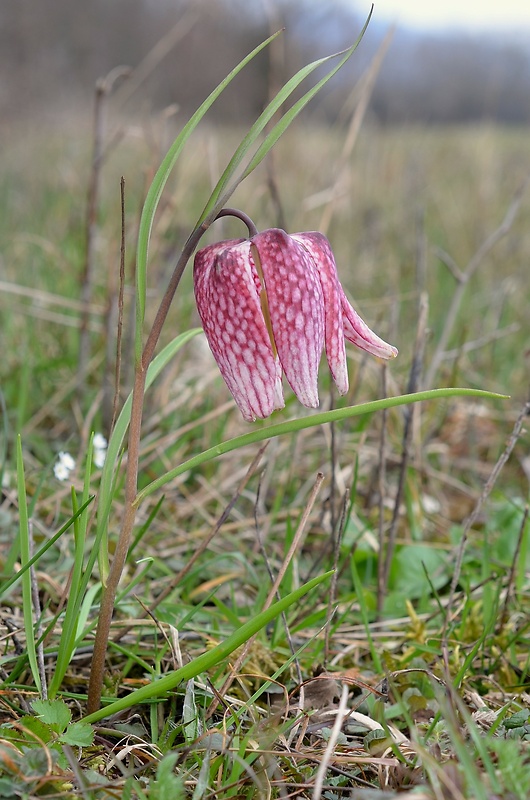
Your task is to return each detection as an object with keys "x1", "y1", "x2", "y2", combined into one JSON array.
[{"x1": 0, "y1": 0, "x2": 529, "y2": 797}]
